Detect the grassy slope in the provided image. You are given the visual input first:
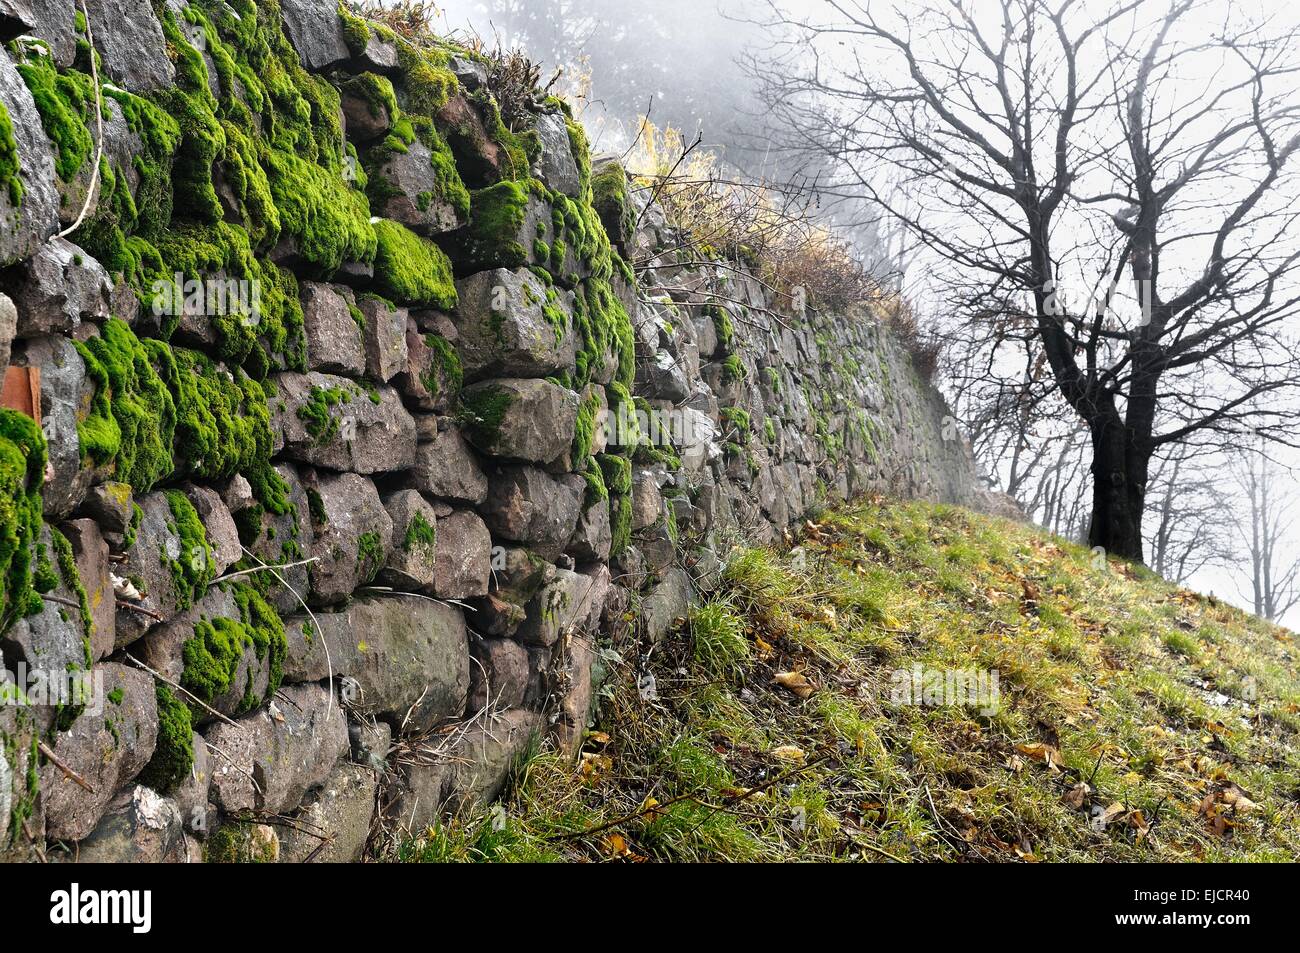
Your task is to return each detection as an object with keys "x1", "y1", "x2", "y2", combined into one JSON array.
[{"x1": 392, "y1": 498, "x2": 1300, "y2": 862}]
